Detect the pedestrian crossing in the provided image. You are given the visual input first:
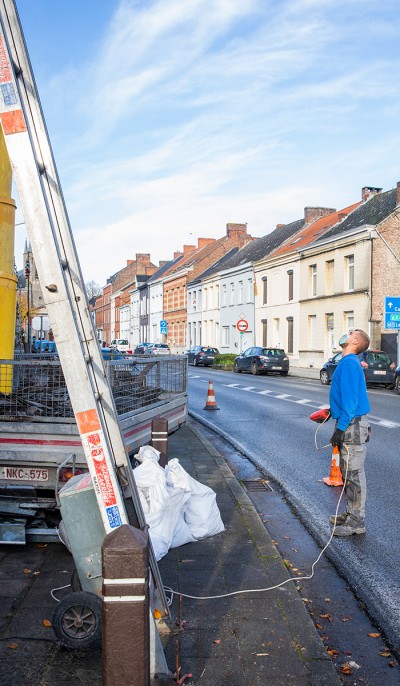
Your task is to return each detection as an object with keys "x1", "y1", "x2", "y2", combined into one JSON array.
[{"x1": 188, "y1": 374, "x2": 400, "y2": 429}]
